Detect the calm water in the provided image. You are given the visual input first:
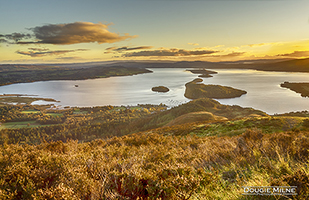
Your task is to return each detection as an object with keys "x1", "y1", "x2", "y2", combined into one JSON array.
[{"x1": 0, "y1": 68, "x2": 309, "y2": 114}]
